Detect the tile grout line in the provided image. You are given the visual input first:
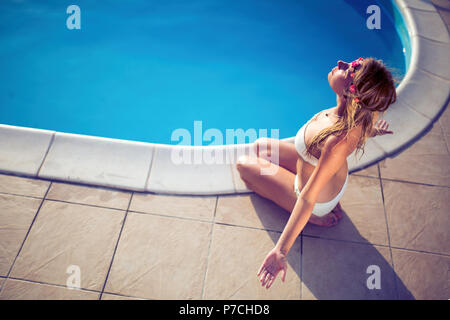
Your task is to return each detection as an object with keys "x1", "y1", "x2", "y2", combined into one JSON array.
[
  {"x1": 445, "y1": 134, "x2": 450, "y2": 155},
  {"x1": 0, "y1": 170, "x2": 144, "y2": 195},
  {"x1": 0, "y1": 191, "x2": 48, "y2": 201},
  {"x1": 36, "y1": 132, "x2": 56, "y2": 177},
  {"x1": 42, "y1": 197, "x2": 130, "y2": 213},
  {"x1": 298, "y1": 233, "x2": 450, "y2": 257},
  {"x1": 351, "y1": 173, "x2": 450, "y2": 189},
  {"x1": 98, "y1": 192, "x2": 134, "y2": 300},
  {"x1": 0, "y1": 182, "x2": 53, "y2": 297},
  {"x1": 377, "y1": 163, "x2": 399, "y2": 300},
  {"x1": 301, "y1": 234, "x2": 392, "y2": 249},
  {"x1": 200, "y1": 195, "x2": 219, "y2": 299},
  {"x1": 440, "y1": 120, "x2": 450, "y2": 154},
  {"x1": 388, "y1": 246, "x2": 450, "y2": 257},
  {"x1": 350, "y1": 173, "x2": 380, "y2": 179},
  {"x1": 229, "y1": 160, "x2": 239, "y2": 193},
  {"x1": 143, "y1": 146, "x2": 157, "y2": 191},
  {"x1": 414, "y1": 33, "x2": 450, "y2": 46},
  {"x1": 4, "y1": 276, "x2": 102, "y2": 296},
  {"x1": 226, "y1": 147, "x2": 238, "y2": 193},
  {"x1": 402, "y1": 5, "x2": 436, "y2": 13},
  {"x1": 100, "y1": 290, "x2": 148, "y2": 300},
  {"x1": 415, "y1": 65, "x2": 450, "y2": 83},
  {"x1": 3, "y1": 275, "x2": 153, "y2": 300},
  {"x1": 380, "y1": 177, "x2": 450, "y2": 189},
  {"x1": 129, "y1": 208, "x2": 217, "y2": 224}
]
